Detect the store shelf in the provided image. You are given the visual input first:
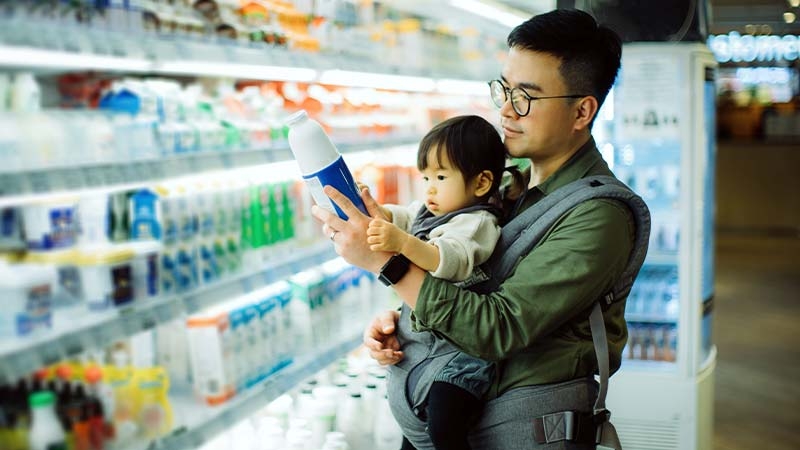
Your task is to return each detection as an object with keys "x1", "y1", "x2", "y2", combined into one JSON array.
[
  {"x1": 0, "y1": 23, "x2": 491, "y2": 82},
  {"x1": 0, "y1": 134, "x2": 421, "y2": 206},
  {"x1": 620, "y1": 359, "x2": 678, "y2": 373},
  {"x1": 0, "y1": 241, "x2": 338, "y2": 383},
  {"x1": 643, "y1": 251, "x2": 678, "y2": 266},
  {"x1": 129, "y1": 333, "x2": 361, "y2": 450},
  {"x1": 625, "y1": 314, "x2": 678, "y2": 325}
]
